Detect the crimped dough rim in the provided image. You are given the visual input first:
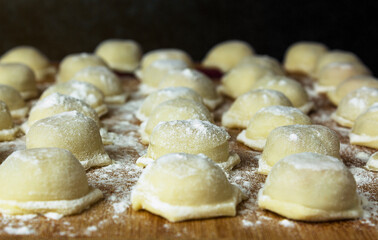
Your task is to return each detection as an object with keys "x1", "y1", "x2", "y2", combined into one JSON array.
[
  {"x1": 202, "y1": 95, "x2": 223, "y2": 110},
  {"x1": 0, "y1": 187, "x2": 103, "y2": 216},
  {"x1": 222, "y1": 111, "x2": 249, "y2": 129},
  {"x1": 331, "y1": 112, "x2": 354, "y2": 128},
  {"x1": 19, "y1": 89, "x2": 39, "y2": 100},
  {"x1": 80, "y1": 152, "x2": 113, "y2": 170},
  {"x1": 257, "y1": 189, "x2": 363, "y2": 222},
  {"x1": 314, "y1": 83, "x2": 336, "y2": 94},
  {"x1": 104, "y1": 92, "x2": 129, "y2": 104},
  {"x1": 10, "y1": 106, "x2": 29, "y2": 119},
  {"x1": 0, "y1": 126, "x2": 20, "y2": 141},
  {"x1": 236, "y1": 130, "x2": 265, "y2": 151}
]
